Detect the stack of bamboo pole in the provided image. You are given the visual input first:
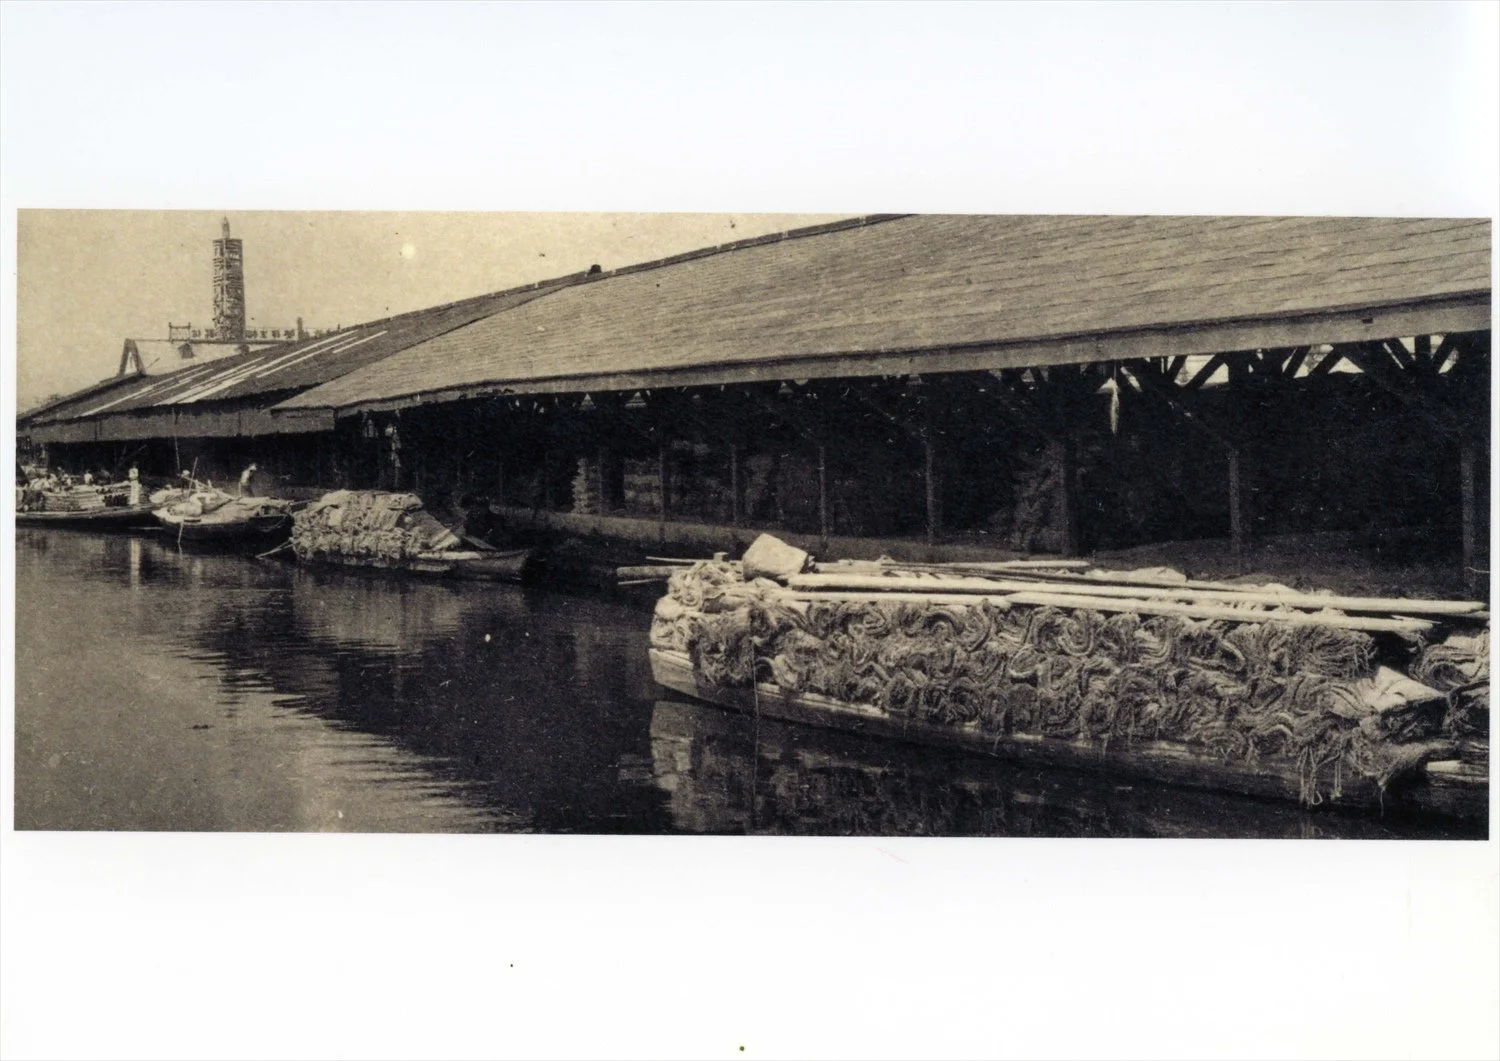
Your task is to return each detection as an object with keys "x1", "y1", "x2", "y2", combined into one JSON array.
[
  {"x1": 777, "y1": 565, "x2": 1488, "y2": 636},
  {"x1": 620, "y1": 544, "x2": 1488, "y2": 639}
]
